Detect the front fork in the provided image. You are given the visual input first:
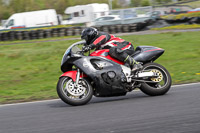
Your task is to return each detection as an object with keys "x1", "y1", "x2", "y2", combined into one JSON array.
[{"x1": 75, "y1": 68, "x2": 80, "y2": 87}]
